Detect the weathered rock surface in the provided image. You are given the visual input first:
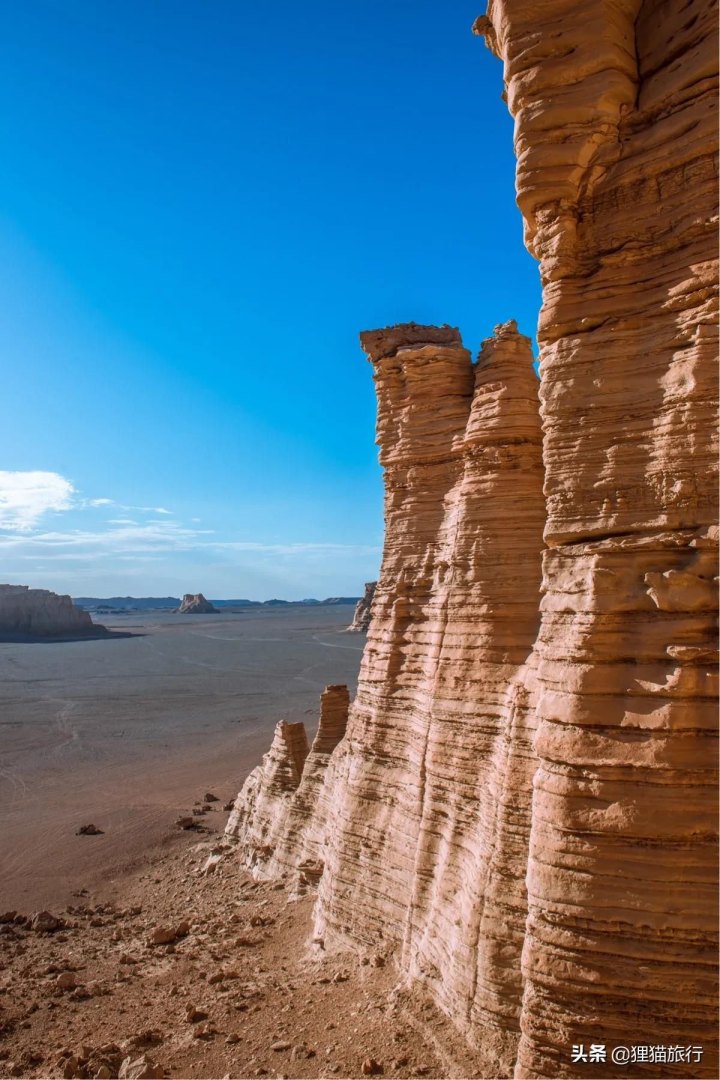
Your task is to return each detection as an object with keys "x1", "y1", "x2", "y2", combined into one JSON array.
[
  {"x1": 228, "y1": 2, "x2": 718, "y2": 1077},
  {"x1": 347, "y1": 582, "x2": 377, "y2": 632},
  {"x1": 176, "y1": 593, "x2": 217, "y2": 614},
  {"x1": 0, "y1": 584, "x2": 102, "y2": 639},
  {"x1": 315, "y1": 322, "x2": 546, "y2": 1073},
  {"x1": 226, "y1": 685, "x2": 350, "y2": 887},
  {"x1": 471, "y1": 1, "x2": 719, "y2": 1074}
]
